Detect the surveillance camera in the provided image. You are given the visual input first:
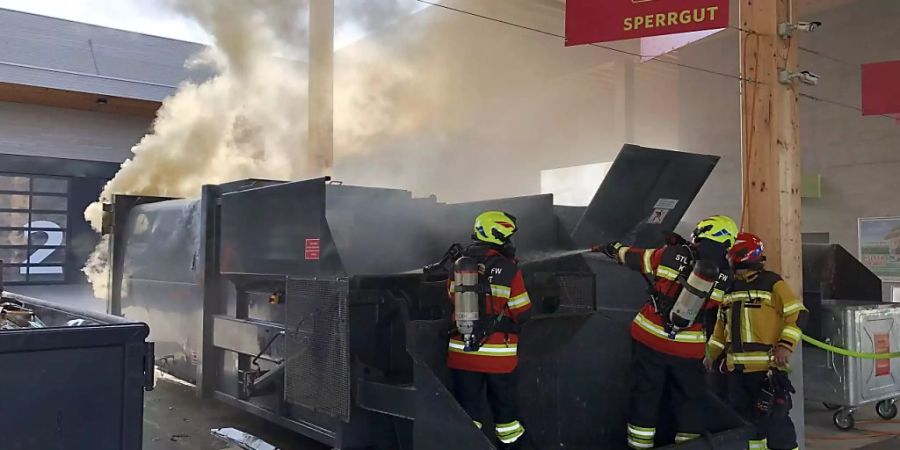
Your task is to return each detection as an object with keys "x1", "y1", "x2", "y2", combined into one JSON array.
[
  {"x1": 797, "y1": 21, "x2": 822, "y2": 32},
  {"x1": 799, "y1": 70, "x2": 820, "y2": 86},
  {"x1": 779, "y1": 69, "x2": 820, "y2": 86},
  {"x1": 778, "y1": 20, "x2": 823, "y2": 37}
]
